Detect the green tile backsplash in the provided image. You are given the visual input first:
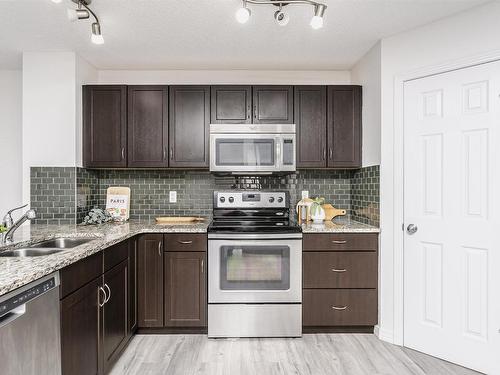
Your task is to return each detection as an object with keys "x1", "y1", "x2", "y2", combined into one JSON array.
[{"x1": 30, "y1": 166, "x2": 379, "y2": 226}]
